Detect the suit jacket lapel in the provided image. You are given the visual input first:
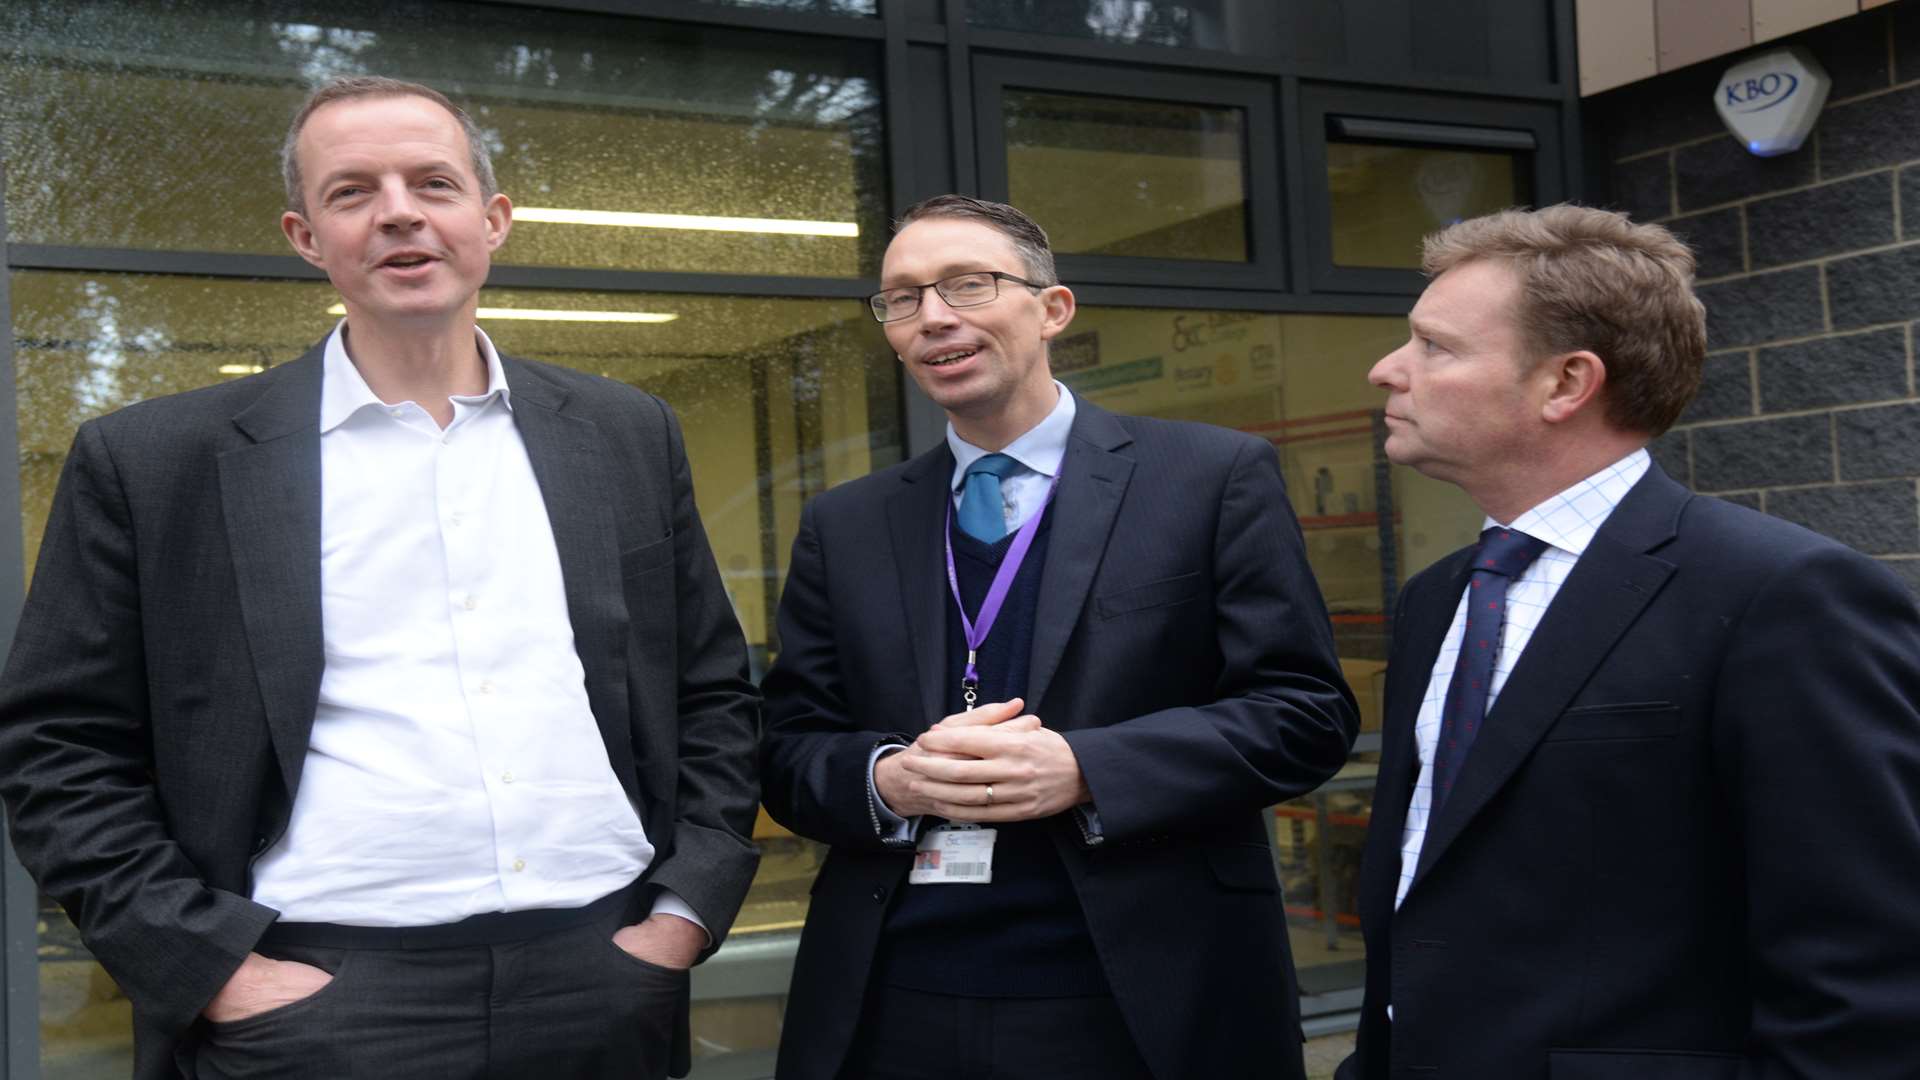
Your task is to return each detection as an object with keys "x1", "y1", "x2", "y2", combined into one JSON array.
[
  {"x1": 886, "y1": 446, "x2": 956, "y2": 728},
  {"x1": 1408, "y1": 466, "x2": 1687, "y2": 893},
  {"x1": 220, "y1": 346, "x2": 326, "y2": 800},
  {"x1": 1028, "y1": 403, "x2": 1133, "y2": 719},
  {"x1": 501, "y1": 358, "x2": 632, "y2": 750}
]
